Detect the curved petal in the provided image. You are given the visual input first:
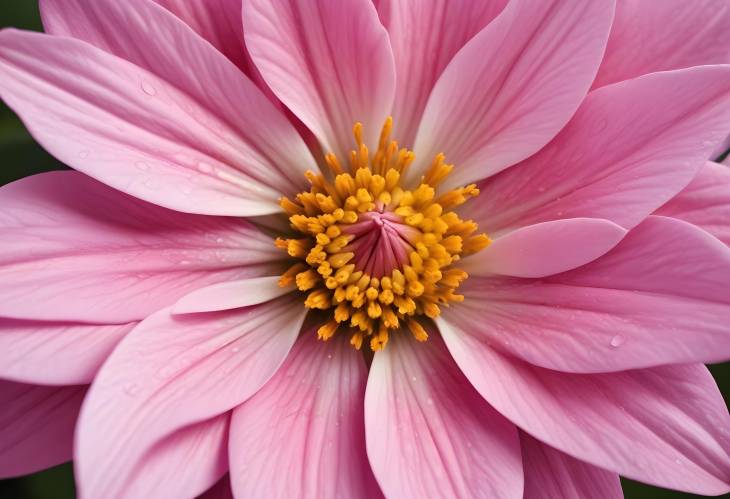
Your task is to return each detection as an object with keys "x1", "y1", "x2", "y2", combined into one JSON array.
[
  {"x1": 594, "y1": 0, "x2": 730, "y2": 88},
  {"x1": 377, "y1": 0, "x2": 507, "y2": 145},
  {"x1": 365, "y1": 331, "x2": 523, "y2": 499},
  {"x1": 410, "y1": 0, "x2": 614, "y2": 187},
  {"x1": 0, "y1": 172, "x2": 282, "y2": 323},
  {"x1": 230, "y1": 332, "x2": 381, "y2": 499},
  {"x1": 0, "y1": 24, "x2": 314, "y2": 216},
  {"x1": 464, "y1": 66, "x2": 730, "y2": 235},
  {"x1": 75, "y1": 297, "x2": 306, "y2": 498},
  {"x1": 446, "y1": 216, "x2": 730, "y2": 372},
  {"x1": 198, "y1": 475, "x2": 234, "y2": 499},
  {"x1": 463, "y1": 218, "x2": 626, "y2": 278},
  {"x1": 172, "y1": 276, "x2": 289, "y2": 314},
  {"x1": 521, "y1": 432, "x2": 622, "y2": 499},
  {"x1": 0, "y1": 319, "x2": 134, "y2": 385},
  {"x1": 243, "y1": 0, "x2": 396, "y2": 159},
  {"x1": 656, "y1": 162, "x2": 730, "y2": 246},
  {"x1": 79, "y1": 413, "x2": 231, "y2": 499},
  {"x1": 0, "y1": 381, "x2": 86, "y2": 479},
  {"x1": 440, "y1": 325, "x2": 730, "y2": 496}
]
